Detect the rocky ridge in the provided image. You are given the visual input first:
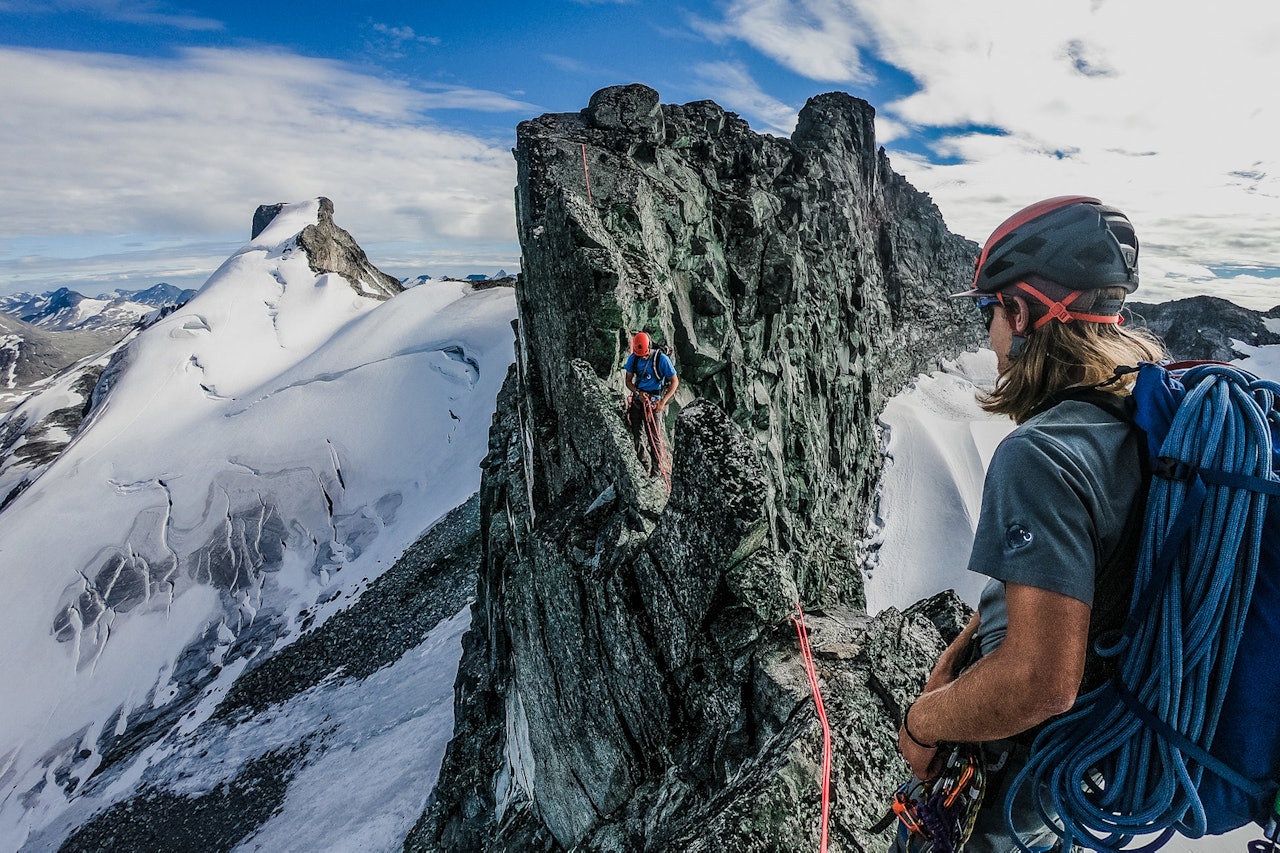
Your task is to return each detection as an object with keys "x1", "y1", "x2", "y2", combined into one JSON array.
[
  {"x1": 414, "y1": 84, "x2": 985, "y2": 851},
  {"x1": 1128, "y1": 295, "x2": 1280, "y2": 361}
]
